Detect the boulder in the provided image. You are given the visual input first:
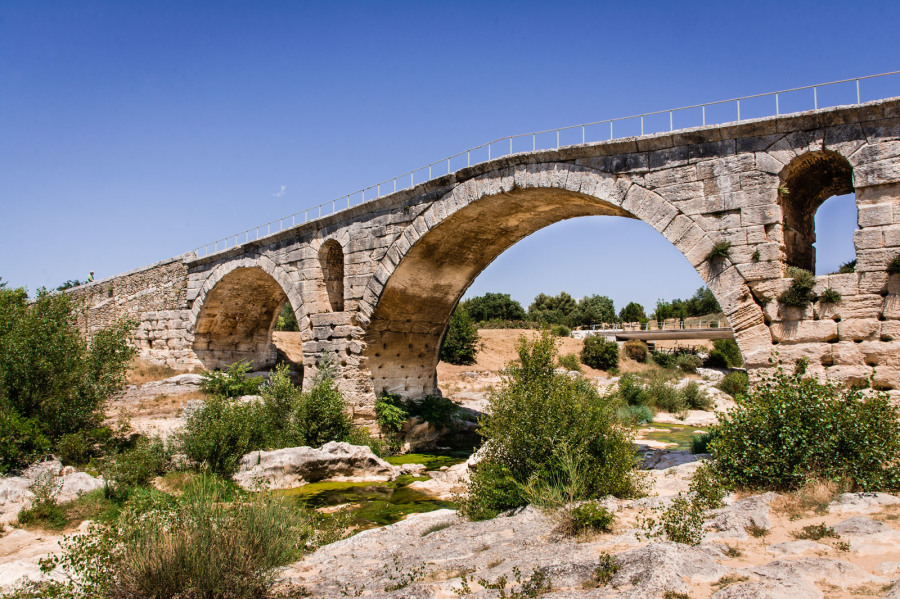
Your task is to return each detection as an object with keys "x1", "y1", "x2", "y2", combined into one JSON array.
[
  {"x1": 829, "y1": 492, "x2": 900, "y2": 514},
  {"x1": 233, "y1": 442, "x2": 397, "y2": 490},
  {"x1": 609, "y1": 541, "x2": 732, "y2": 597},
  {"x1": 708, "y1": 492, "x2": 777, "y2": 539}
]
